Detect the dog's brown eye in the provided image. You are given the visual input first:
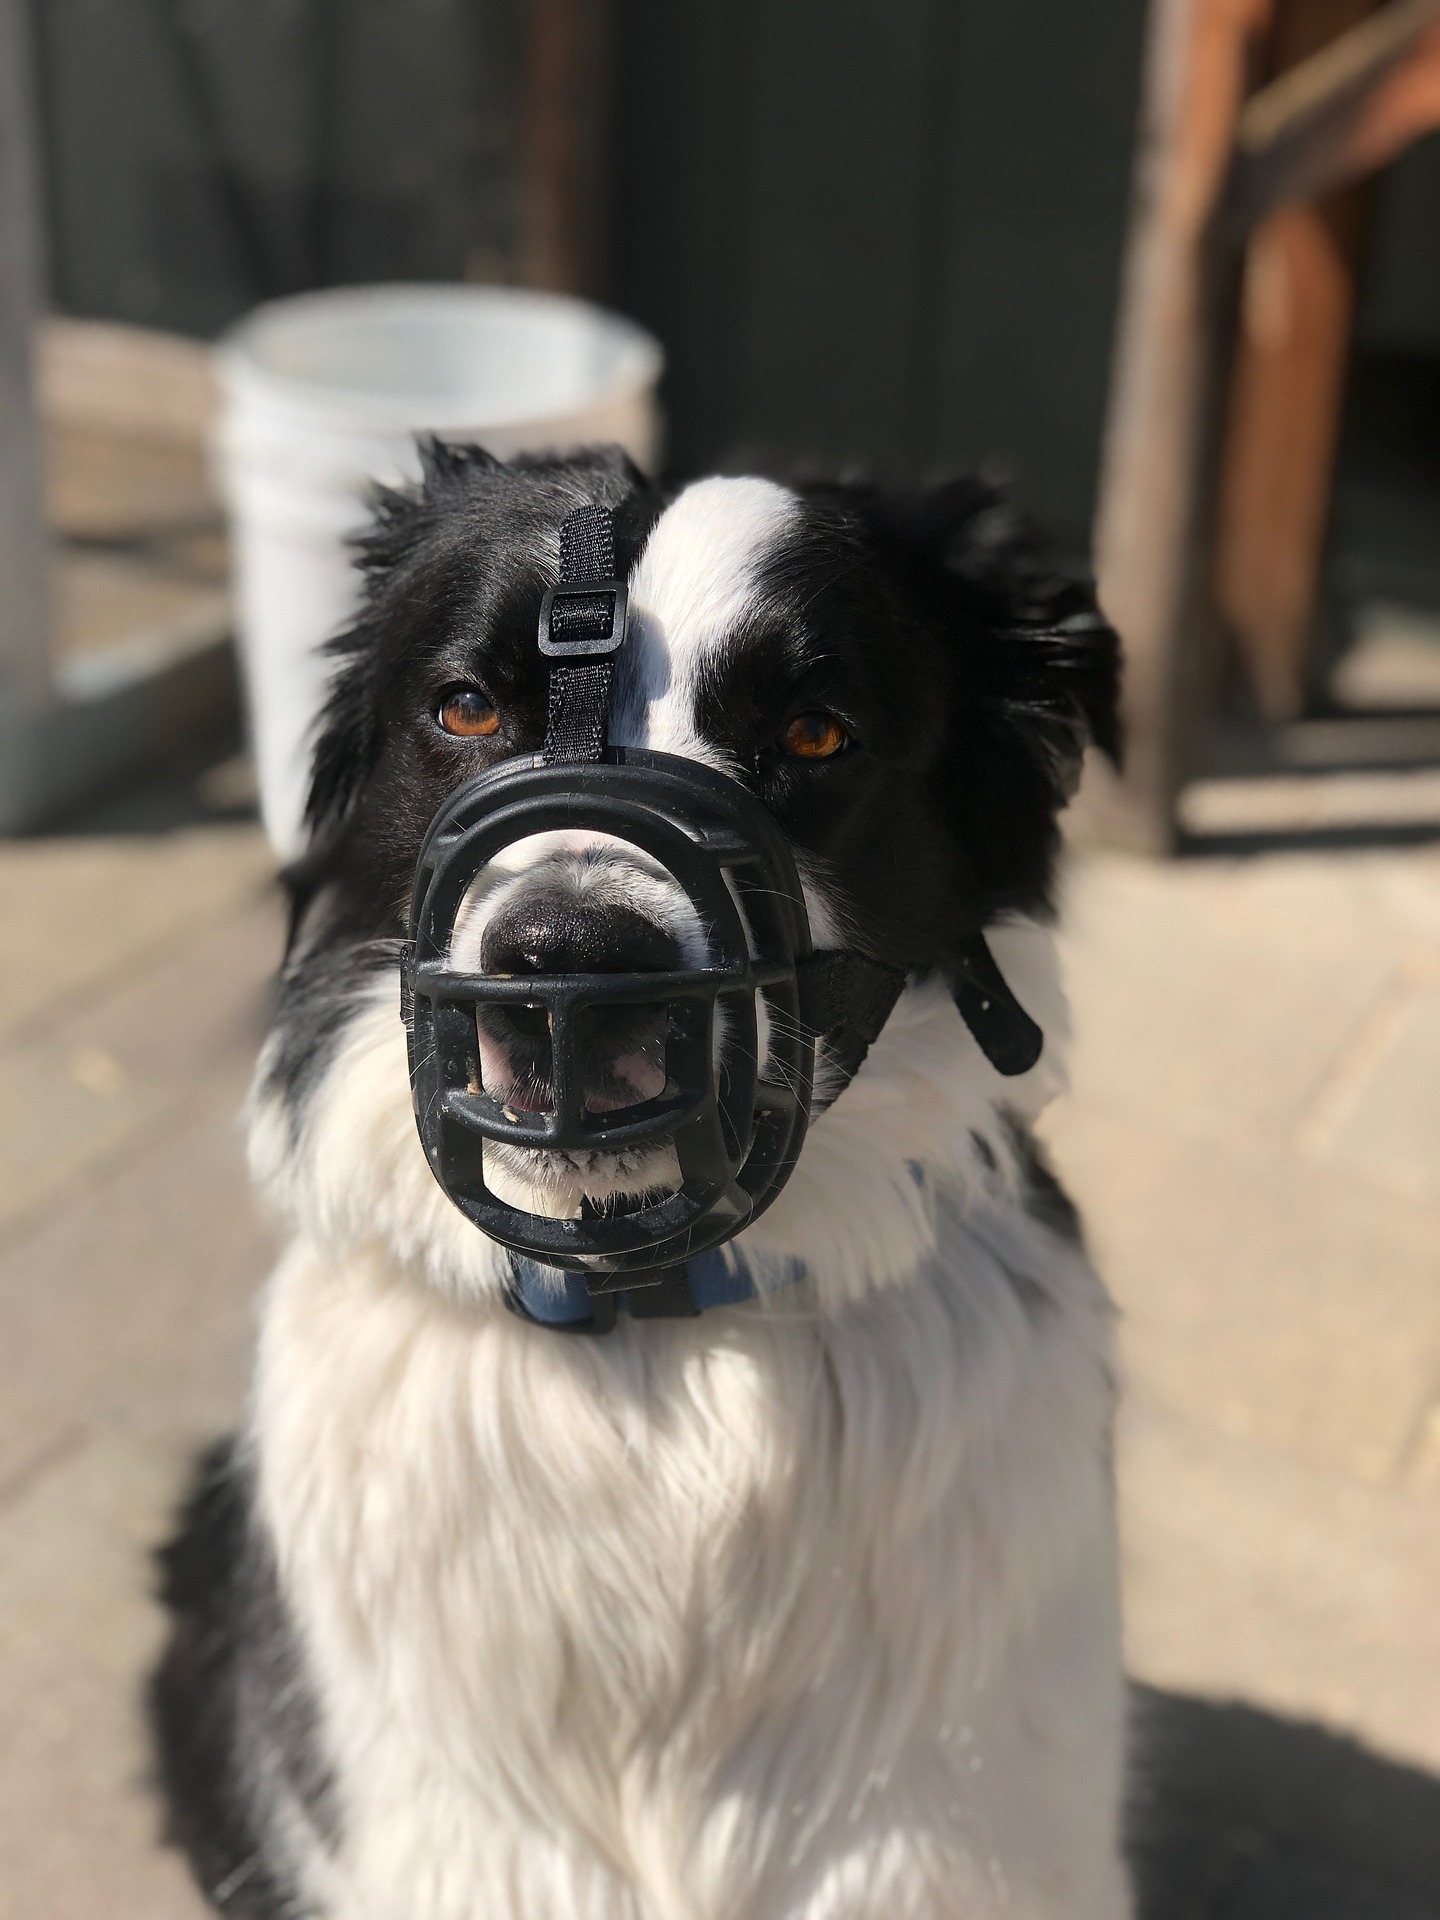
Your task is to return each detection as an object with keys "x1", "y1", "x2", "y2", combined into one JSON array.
[
  {"x1": 779, "y1": 711, "x2": 848, "y2": 760},
  {"x1": 437, "y1": 687, "x2": 500, "y2": 738}
]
